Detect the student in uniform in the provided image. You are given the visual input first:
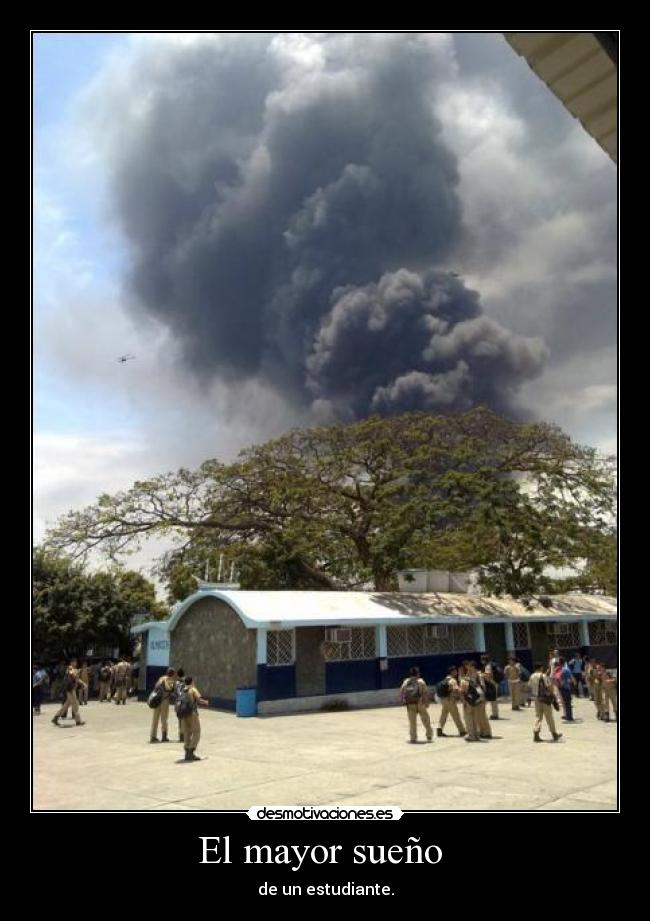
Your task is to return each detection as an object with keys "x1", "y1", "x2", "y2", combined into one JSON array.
[
  {"x1": 480, "y1": 654, "x2": 500, "y2": 721},
  {"x1": 51, "y1": 660, "x2": 86, "y2": 727},
  {"x1": 459, "y1": 661, "x2": 483, "y2": 742},
  {"x1": 400, "y1": 666, "x2": 434, "y2": 743},
  {"x1": 77, "y1": 661, "x2": 90, "y2": 706},
  {"x1": 113, "y1": 656, "x2": 130, "y2": 705},
  {"x1": 529, "y1": 662, "x2": 562, "y2": 742},
  {"x1": 504, "y1": 657, "x2": 522, "y2": 711},
  {"x1": 598, "y1": 663, "x2": 617, "y2": 722},
  {"x1": 436, "y1": 666, "x2": 467, "y2": 737},
  {"x1": 150, "y1": 668, "x2": 176, "y2": 743},
  {"x1": 177, "y1": 676, "x2": 209, "y2": 762},
  {"x1": 173, "y1": 669, "x2": 186, "y2": 742}
]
